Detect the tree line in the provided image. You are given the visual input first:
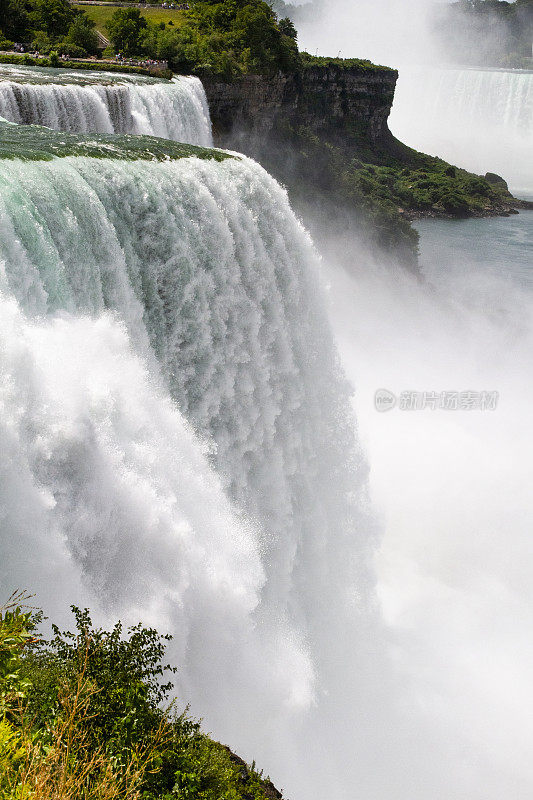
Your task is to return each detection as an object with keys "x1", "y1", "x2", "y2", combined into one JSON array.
[{"x1": 0, "y1": 0, "x2": 300, "y2": 78}]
